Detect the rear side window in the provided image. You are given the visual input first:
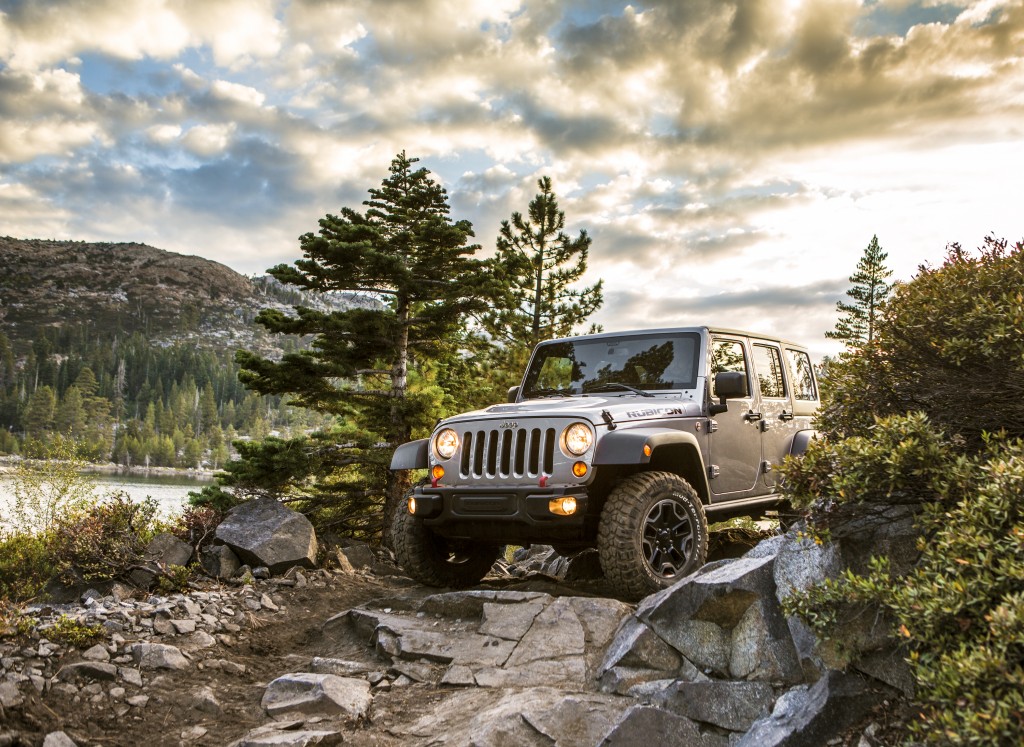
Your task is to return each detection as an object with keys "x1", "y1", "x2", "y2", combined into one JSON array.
[
  {"x1": 785, "y1": 349, "x2": 817, "y2": 401},
  {"x1": 752, "y1": 344, "x2": 786, "y2": 398},
  {"x1": 710, "y1": 339, "x2": 748, "y2": 398}
]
